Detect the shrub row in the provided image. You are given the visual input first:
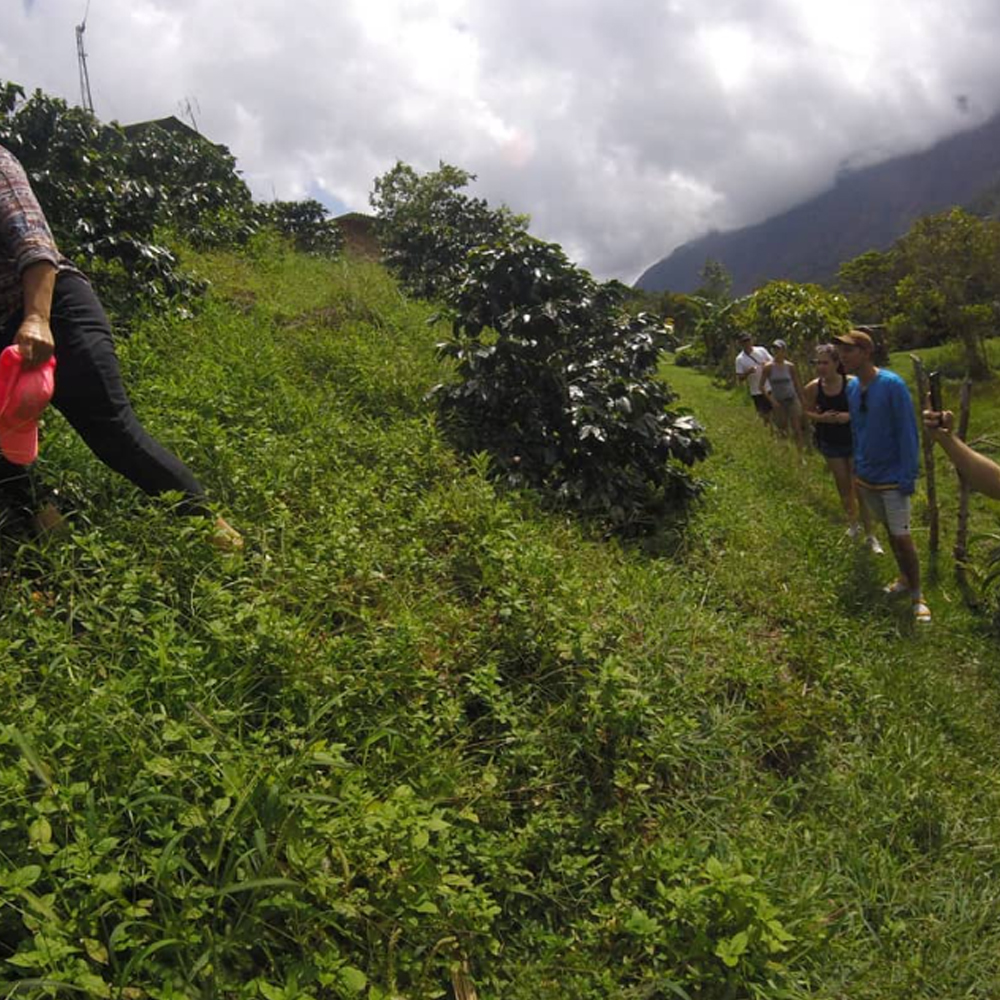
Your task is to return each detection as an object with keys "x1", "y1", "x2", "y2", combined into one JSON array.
[
  {"x1": 0, "y1": 81, "x2": 343, "y2": 324},
  {"x1": 372, "y1": 162, "x2": 709, "y2": 532}
]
